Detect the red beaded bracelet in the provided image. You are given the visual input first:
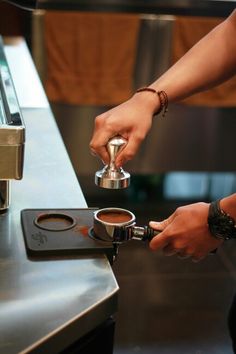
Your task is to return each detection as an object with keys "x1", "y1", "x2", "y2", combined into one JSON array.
[{"x1": 136, "y1": 87, "x2": 168, "y2": 117}]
